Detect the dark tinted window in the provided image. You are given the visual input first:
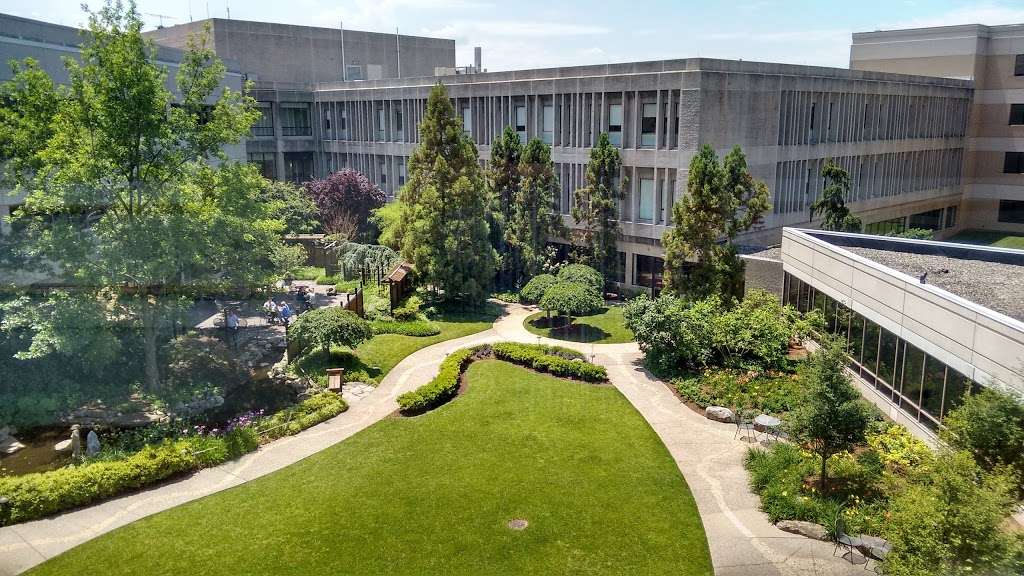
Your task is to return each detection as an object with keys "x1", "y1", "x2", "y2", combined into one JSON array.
[
  {"x1": 1010, "y1": 103, "x2": 1024, "y2": 125},
  {"x1": 998, "y1": 199, "x2": 1024, "y2": 224},
  {"x1": 1015, "y1": 54, "x2": 1024, "y2": 76},
  {"x1": 1004, "y1": 152, "x2": 1024, "y2": 173}
]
